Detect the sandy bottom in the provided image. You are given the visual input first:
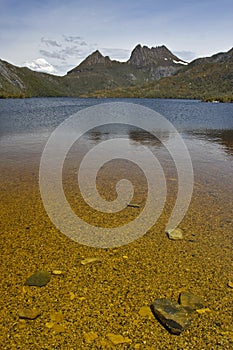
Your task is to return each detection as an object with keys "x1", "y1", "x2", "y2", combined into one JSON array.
[{"x1": 0, "y1": 152, "x2": 233, "y2": 350}]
